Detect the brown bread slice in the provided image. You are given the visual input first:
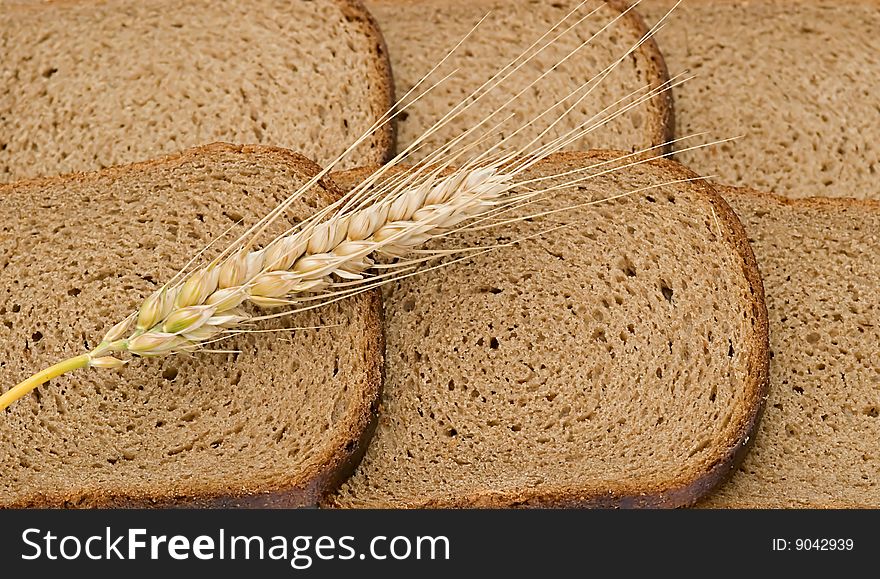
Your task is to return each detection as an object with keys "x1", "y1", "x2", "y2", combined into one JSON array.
[
  {"x1": 699, "y1": 188, "x2": 880, "y2": 508},
  {"x1": 638, "y1": 0, "x2": 880, "y2": 199},
  {"x1": 0, "y1": 0, "x2": 393, "y2": 182},
  {"x1": 364, "y1": 0, "x2": 673, "y2": 162},
  {"x1": 326, "y1": 151, "x2": 768, "y2": 508},
  {"x1": 0, "y1": 143, "x2": 383, "y2": 508}
]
